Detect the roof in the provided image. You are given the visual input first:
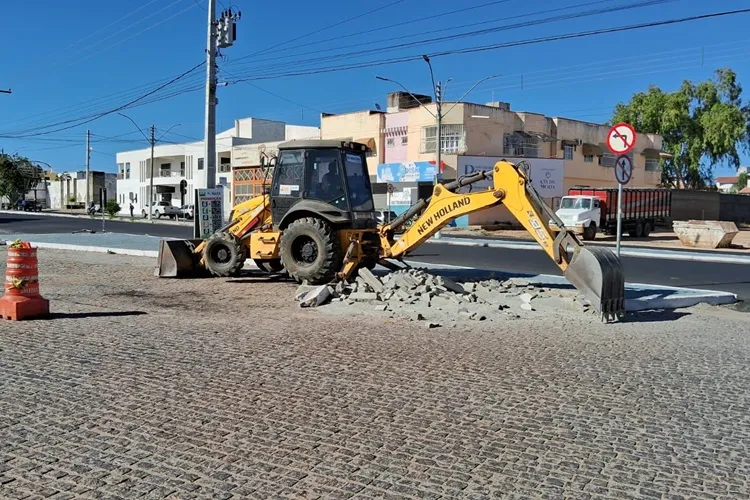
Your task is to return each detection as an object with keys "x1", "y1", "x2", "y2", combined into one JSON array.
[
  {"x1": 716, "y1": 176, "x2": 739, "y2": 184},
  {"x1": 739, "y1": 187, "x2": 750, "y2": 194},
  {"x1": 278, "y1": 139, "x2": 371, "y2": 153}
]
